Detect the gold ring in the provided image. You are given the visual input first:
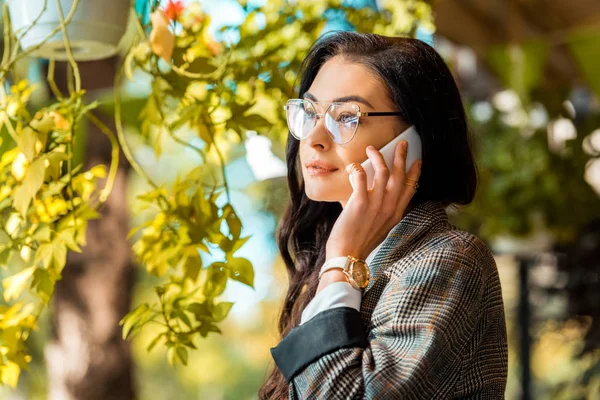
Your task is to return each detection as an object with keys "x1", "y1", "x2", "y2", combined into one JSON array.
[
  {"x1": 406, "y1": 178, "x2": 418, "y2": 184},
  {"x1": 346, "y1": 162, "x2": 364, "y2": 174},
  {"x1": 405, "y1": 182, "x2": 419, "y2": 190}
]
